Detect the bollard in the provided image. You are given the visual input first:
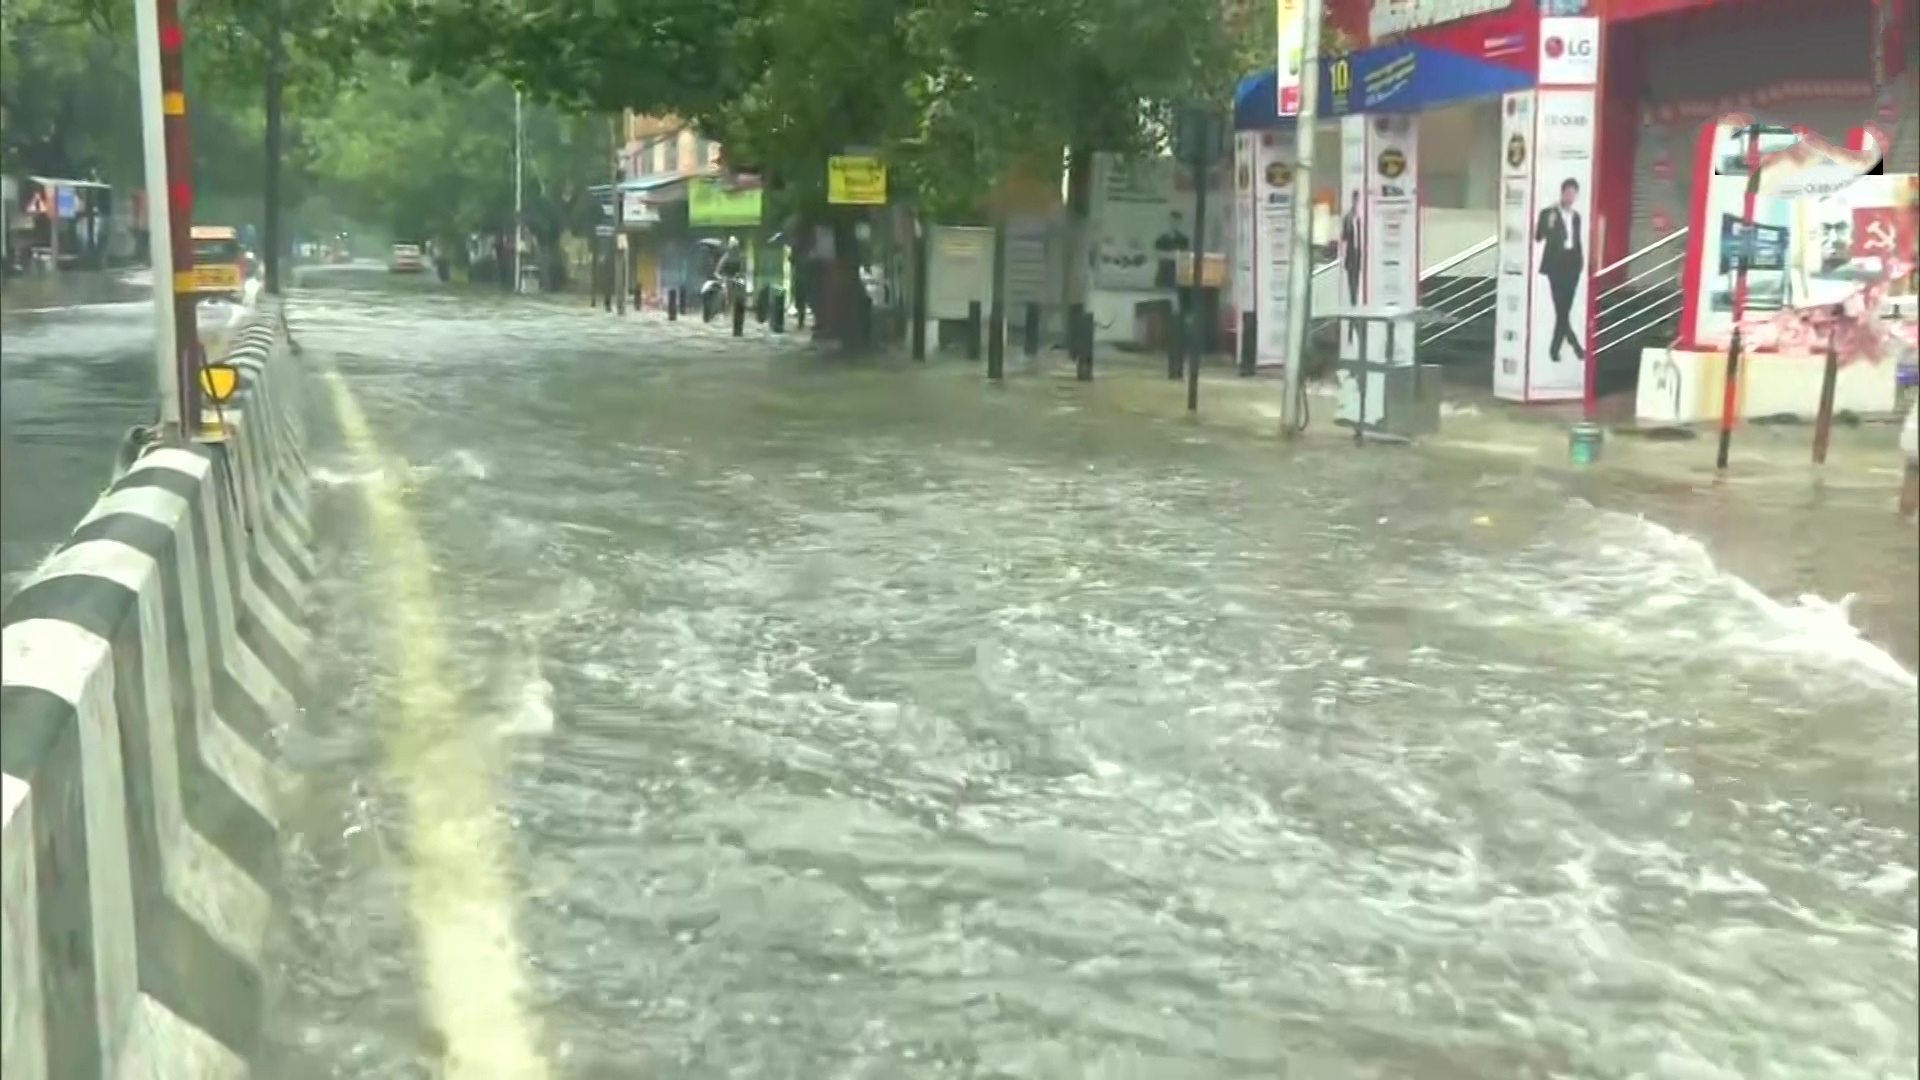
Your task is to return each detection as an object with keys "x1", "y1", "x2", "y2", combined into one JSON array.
[
  {"x1": 1022, "y1": 302, "x2": 1040, "y2": 358},
  {"x1": 732, "y1": 291, "x2": 747, "y2": 337},
  {"x1": 1067, "y1": 301, "x2": 1086, "y2": 368},
  {"x1": 1167, "y1": 299, "x2": 1184, "y2": 380},
  {"x1": 1239, "y1": 310, "x2": 1257, "y2": 377},
  {"x1": 1812, "y1": 320, "x2": 1841, "y2": 465},
  {"x1": 967, "y1": 301, "x2": 983, "y2": 361},
  {"x1": 987, "y1": 304, "x2": 1006, "y2": 382},
  {"x1": 754, "y1": 285, "x2": 770, "y2": 324},
  {"x1": 770, "y1": 290, "x2": 786, "y2": 334},
  {"x1": 667, "y1": 288, "x2": 679, "y2": 321},
  {"x1": 1075, "y1": 309, "x2": 1094, "y2": 382}
]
